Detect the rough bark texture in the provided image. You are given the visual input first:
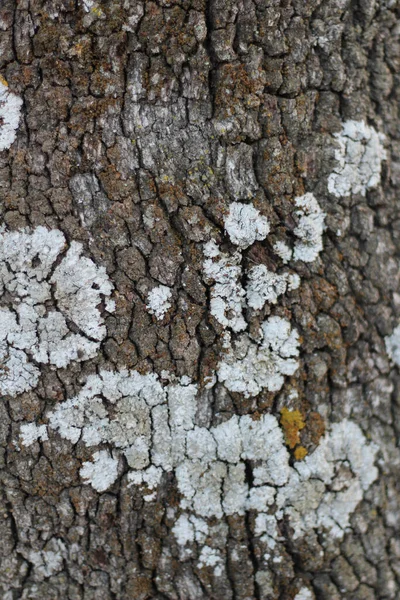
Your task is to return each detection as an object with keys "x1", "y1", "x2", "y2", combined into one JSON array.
[{"x1": 1, "y1": 0, "x2": 400, "y2": 599}]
